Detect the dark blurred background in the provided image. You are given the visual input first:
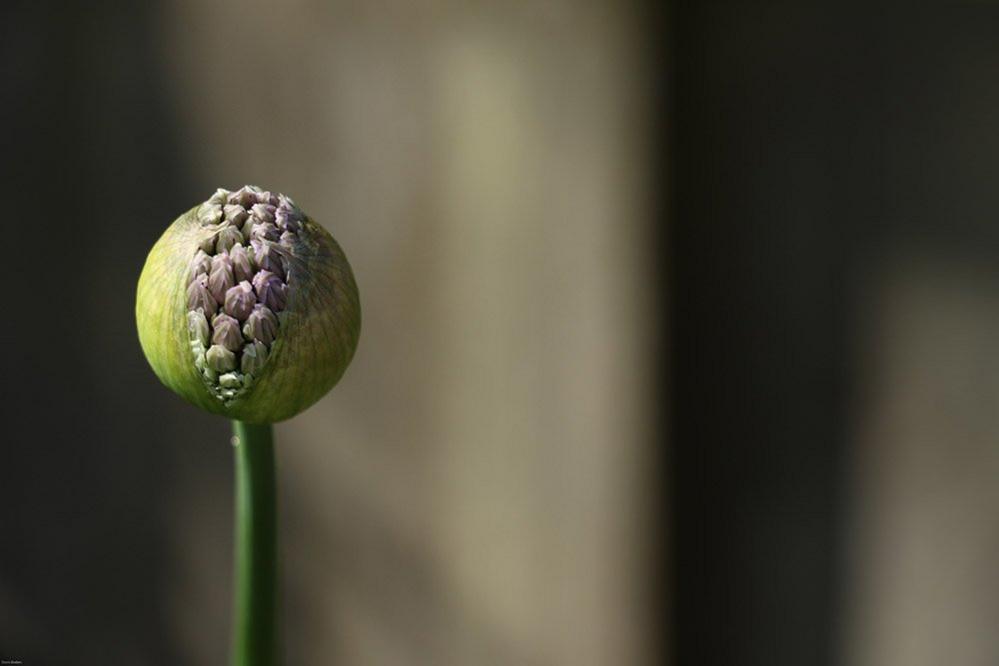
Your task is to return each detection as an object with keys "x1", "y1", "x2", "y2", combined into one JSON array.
[
  {"x1": 3, "y1": 2, "x2": 999, "y2": 665},
  {"x1": 671, "y1": 4, "x2": 999, "y2": 666}
]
